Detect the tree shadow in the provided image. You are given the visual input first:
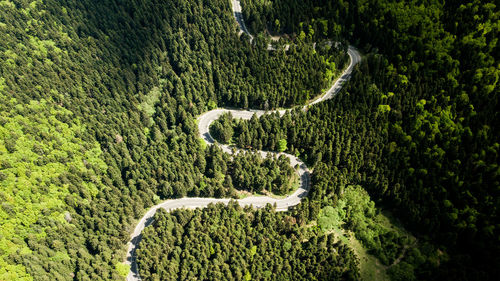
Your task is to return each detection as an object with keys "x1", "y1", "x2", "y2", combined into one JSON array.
[{"x1": 127, "y1": 215, "x2": 155, "y2": 277}]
